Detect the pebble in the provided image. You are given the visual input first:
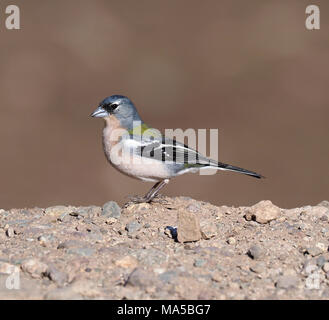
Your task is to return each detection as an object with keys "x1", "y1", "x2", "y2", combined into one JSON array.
[
  {"x1": 158, "y1": 270, "x2": 178, "y2": 283},
  {"x1": 38, "y1": 234, "x2": 55, "y2": 246},
  {"x1": 135, "y1": 248, "x2": 168, "y2": 266},
  {"x1": 57, "y1": 240, "x2": 87, "y2": 249},
  {"x1": 186, "y1": 203, "x2": 201, "y2": 213},
  {"x1": 322, "y1": 262, "x2": 329, "y2": 273},
  {"x1": 125, "y1": 221, "x2": 142, "y2": 233},
  {"x1": 248, "y1": 245, "x2": 264, "y2": 260},
  {"x1": 45, "y1": 265, "x2": 68, "y2": 286},
  {"x1": 177, "y1": 210, "x2": 201, "y2": 243},
  {"x1": 306, "y1": 246, "x2": 324, "y2": 257},
  {"x1": 316, "y1": 256, "x2": 326, "y2": 268},
  {"x1": 21, "y1": 258, "x2": 48, "y2": 278},
  {"x1": 275, "y1": 275, "x2": 299, "y2": 289},
  {"x1": 72, "y1": 206, "x2": 101, "y2": 218},
  {"x1": 304, "y1": 206, "x2": 328, "y2": 218},
  {"x1": 227, "y1": 237, "x2": 236, "y2": 245},
  {"x1": 164, "y1": 226, "x2": 177, "y2": 240},
  {"x1": 126, "y1": 268, "x2": 157, "y2": 289},
  {"x1": 317, "y1": 201, "x2": 329, "y2": 208},
  {"x1": 67, "y1": 247, "x2": 95, "y2": 257},
  {"x1": 244, "y1": 200, "x2": 281, "y2": 224},
  {"x1": 6, "y1": 227, "x2": 14, "y2": 238},
  {"x1": 115, "y1": 256, "x2": 138, "y2": 269},
  {"x1": 200, "y1": 221, "x2": 217, "y2": 240},
  {"x1": 45, "y1": 206, "x2": 72, "y2": 219},
  {"x1": 102, "y1": 201, "x2": 121, "y2": 219},
  {"x1": 58, "y1": 213, "x2": 71, "y2": 222},
  {"x1": 250, "y1": 262, "x2": 266, "y2": 274},
  {"x1": 194, "y1": 259, "x2": 206, "y2": 267}
]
